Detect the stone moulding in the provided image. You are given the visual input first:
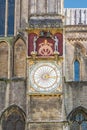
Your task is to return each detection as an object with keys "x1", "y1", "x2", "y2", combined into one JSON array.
[{"x1": 29, "y1": 19, "x2": 63, "y2": 28}]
